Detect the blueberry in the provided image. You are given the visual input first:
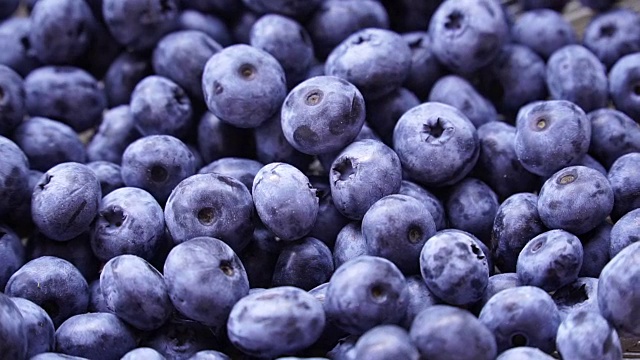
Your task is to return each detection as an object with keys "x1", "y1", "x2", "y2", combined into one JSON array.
[
  {"x1": 28, "y1": 231, "x2": 99, "y2": 282},
  {"x1": 556, "y1": 310, "x2": 622, "y2": 360},
  {"x1": 515, "y1": 100, "x2": 591, "y2": 177},
  {"x1": 579, "y1": 222, "x2": 612, "y2": 277},
  {"x1": 511, "y1": 9, "x2": 577, "y2": 60},
  {"x1": 330, "y1": 139, "x2": 402, "y2": 219},
  {"x1": 253, "y1": 111, "x2": 313, "y2": 170},
  {"x1": 142, "y1": 316, "x2": 220, "y2": 359},
  {"x1": 306, "y1": 0, "x2": 389, "y2": 59},
  {"x1": 401, "y1": 32, "x2": 443, "y2": 100},
  {"x1": 538, "y1": 166, "x2": 613, "y2": 234},
  {"x1": 429, "y1": 75, "x2": 497, "y2": 128},
  {"x1": 100, "y1": 255, "x2": 172, "y2": 331},
  {"x1": 333, "y1": 222, "x2": 368, "y2": 269},
  {"x1": 5, "y1": 256, "x2": 89, "y2": 327},
  {"x1": 55, "y1": 312, "x2": 136, "y2": 360},
  {"x1": 86, "y1": 105, "x2": 141, "y2": 165},
  {"x1": 130, "y1": 75, "x2": 193, "y2": 139},
  {"x1": 0, "y1": 224, "x2": 24, "y2": 290},
  {"x1": 546, "y1": 45, "x2": 608, "y2": 112},
  {"x1": 394, "y1": 102, "x2": 479, "y2": 187},
  {"x1": 480, "y1": 273, "x2": 519, "y2": 307},
  {"x1": 153, "y1": 30, "x2": 222, "y2": 101},
  {"x1": 202, "y1": 44, "x2": 287, "y2": 128},
  {"x1": 325, "y1": 256, "x2": 408, "y2": 334},
  {"x1": 355, "y1": 325, "x2": 420, "y2": 360},
  {"x1": 272, "y1": 237, "x2": 334, "y2": 290},
  {"x1": 317, "y1": 123, "x2": 382, "y2": 171},
  {"x1": 121, "y1": 347, "x2": 166, "y2": 360},
  {"x1": 552, "y1": 277, "x2": 600, "y2": 320},
  {"x1": 164, "y1": 237, "x2": 249, "y2": 333},
  {"x1": 609, "y1": 153, "x2": 640, "y2": 219},
  {"x1": 0, "y1": 65, "x2": 25, "y2": 137},
  {"x1": 29, "y1": 0, "x2": 96, "y2": 65},
  {"x1": 366, "y1": 88, "x2": 420, "y2": 146},
  {"x1": 496, "y1": 347, "x2": 555, "y2": 360},
  {"x1": 429, "y1": 0, "x2": 509, "y2": 74},
  {"x1": 86, "y1": 161, "x2": 124, "y2": 196},
  {"x1": 178, "y1": 10, "x2": 233, "y2": 47},
  {"x1": 610, "y1": 208, "x2": 640, "y2": 258},
  {"x1": 410, "y1": 305, "x2": 497, "y2": 360},
  {"x1": 0, "y1": 18, "x2": 41, "y2": 77},
  {"x1": 121, "y1": 135, "x2": 196, "y2": 204},
  {"x1": 102, "y1": 0, "x2": 179, "y2": 51},
  {"x1": 187, "y1": 350, "x2": 231, "y2": 360},
  {"x1": 165, "y1": 173, "x2": 254, "y2": 252},
  {"x1": 362, "y1": 194, "x2": 436, "y2": 274},
  {"x1": 32, "y1": 162, "x2": 101, "y2": 241},
  {"x1": 281, "y1": 75, "x2": 366, "y2": 155},
  {"x1": 583, "y1": 8, "x2": 640, "y2": 69},
  {"x1": 609, "y1": 52, "x2": 640, "y2": 121},
  {"x1": 598, "y1": 242, "x2": 640, "y2": 336},
  {"x1": 419, "y1": 229, "x2": 489, "y2": 306},
  {"x1": 0, "y1": 292, "x2": 27, "y2": 360},
  {"x1": 479, "y1": 286, "x2": 561, "y2": 353},
  {"x1": 104, "y1": 52, "x2": 153, "y2": 107},
  {"x1": 325, "y1": 28, "x2": 411, "y2": 100},
  {"x1": 445, "y1": 178, "x2": 499, "y2": 244},
  {"x1": 13, "y1": 117, "x2": 86, "y2": 172},
  {"x1": 227, "y1": 286, "x2": 325, "y2": 358},
  {"x1": 198, "y1": 157, "x2": 264, "y2": 193},
  {"x1": 250, "y1": 14, "x2": 315, "y2": 88},
  {"x1": 397, "y1": 180, "x2": 446, "y2": 231},
  {"x1": 400, "y1": 275, "x2": 440, "y2": 328},
  {"x1": 8, "y1": 169, "x2": 42, "y2": 232},
  {"x1": 253, "y1": 162, "x2": 319, "y2": 241},
  {"x1": 24, "y1": 66, "x2": 106, "y2": 132},
  {"x1": 197, "y1": 111, "x2": 255, "y2": 164},
  {"x1": 10, "y1": 297, "x2": 55, "y2": 358},
  {"x1": 88, "y1": 279, "x2": 111, "y2": 313},
  {"x1": 588, "y1": 109, "x2": 640, "y2": 169}
]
